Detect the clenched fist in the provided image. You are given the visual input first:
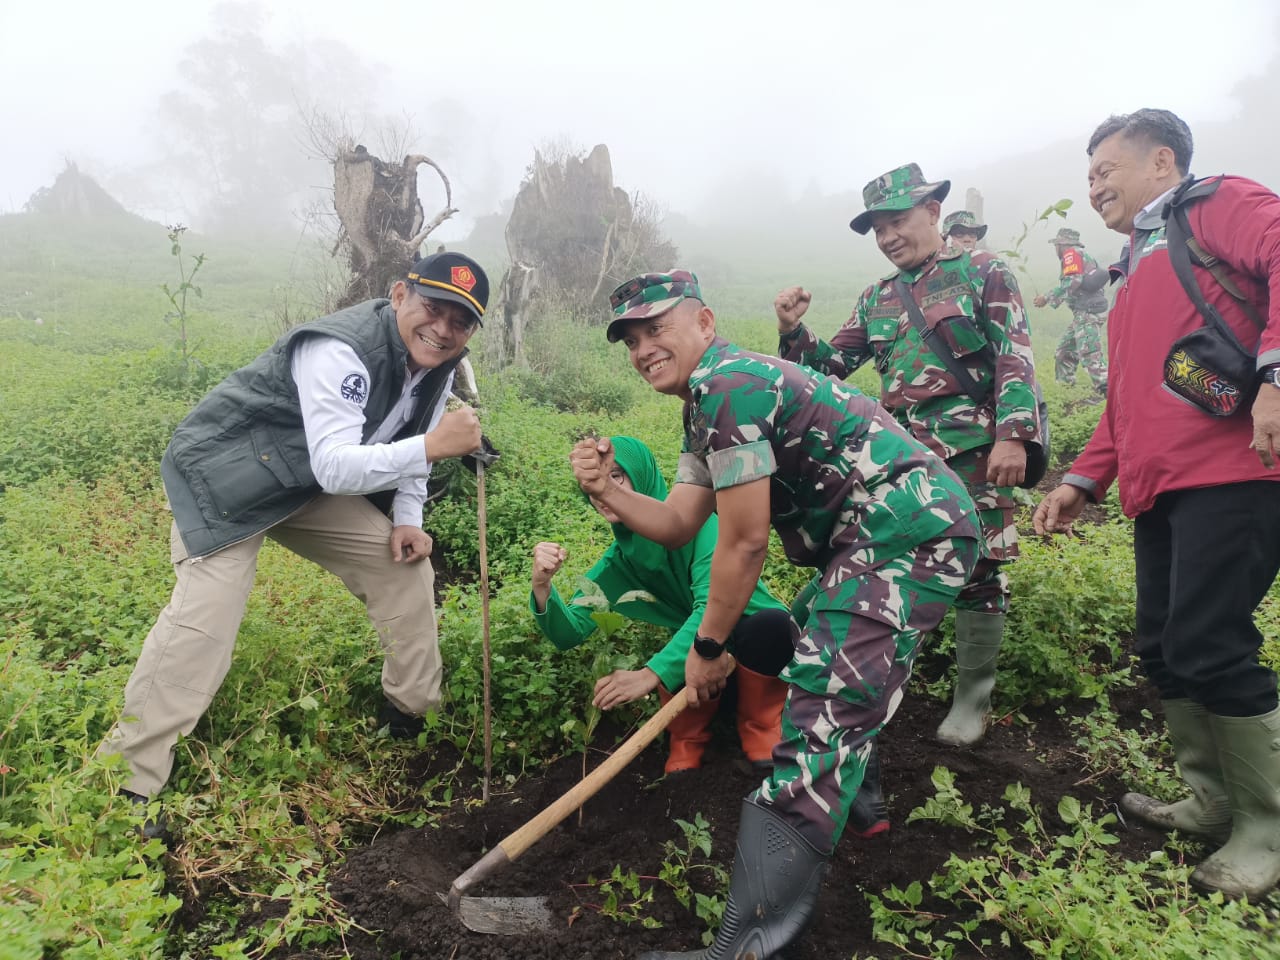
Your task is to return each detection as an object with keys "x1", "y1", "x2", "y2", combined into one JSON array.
[
  {"x1": 425, "y1": 407, "x2": 482, "y2": 462},
  {"x1": 570, "y1": 436, "x2": 615, "y2": 498},
  {"x1": 774, "y1": 286, "x2": 812, "y2": 334},
  {"x1": 531, "y1": 541, "x2": 568, "y2": 612},
  {"x1": 1033, "y1": 295, "x2": 1048, "y2": 308}
]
